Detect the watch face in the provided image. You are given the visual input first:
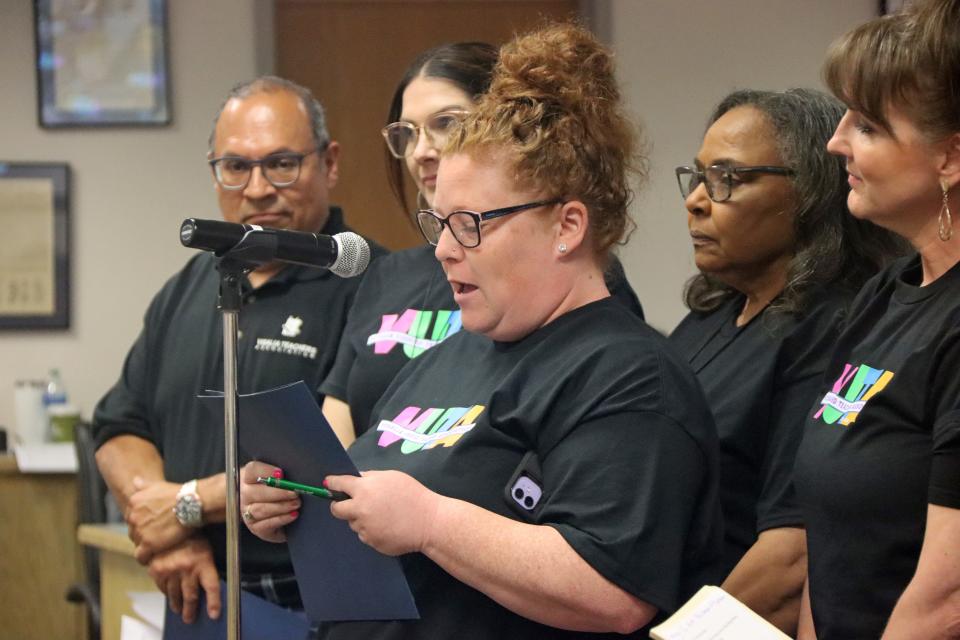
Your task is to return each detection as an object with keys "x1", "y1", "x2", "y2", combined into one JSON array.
[{"x1": 176, "y1": 494, "x2": 203, "y2": 527}]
